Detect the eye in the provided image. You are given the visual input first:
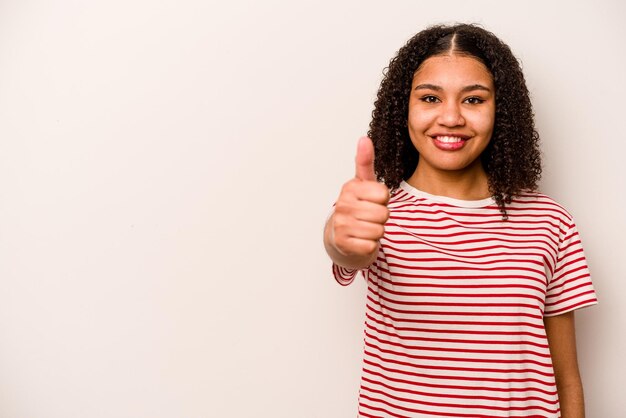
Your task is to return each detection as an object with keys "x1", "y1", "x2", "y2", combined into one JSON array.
[
  {"x1": 464, "y1": 96, "x2": 485, "y2": 105},
  {"x1": 420, "y1": 95, "x2": 440, "y2": 104}
]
